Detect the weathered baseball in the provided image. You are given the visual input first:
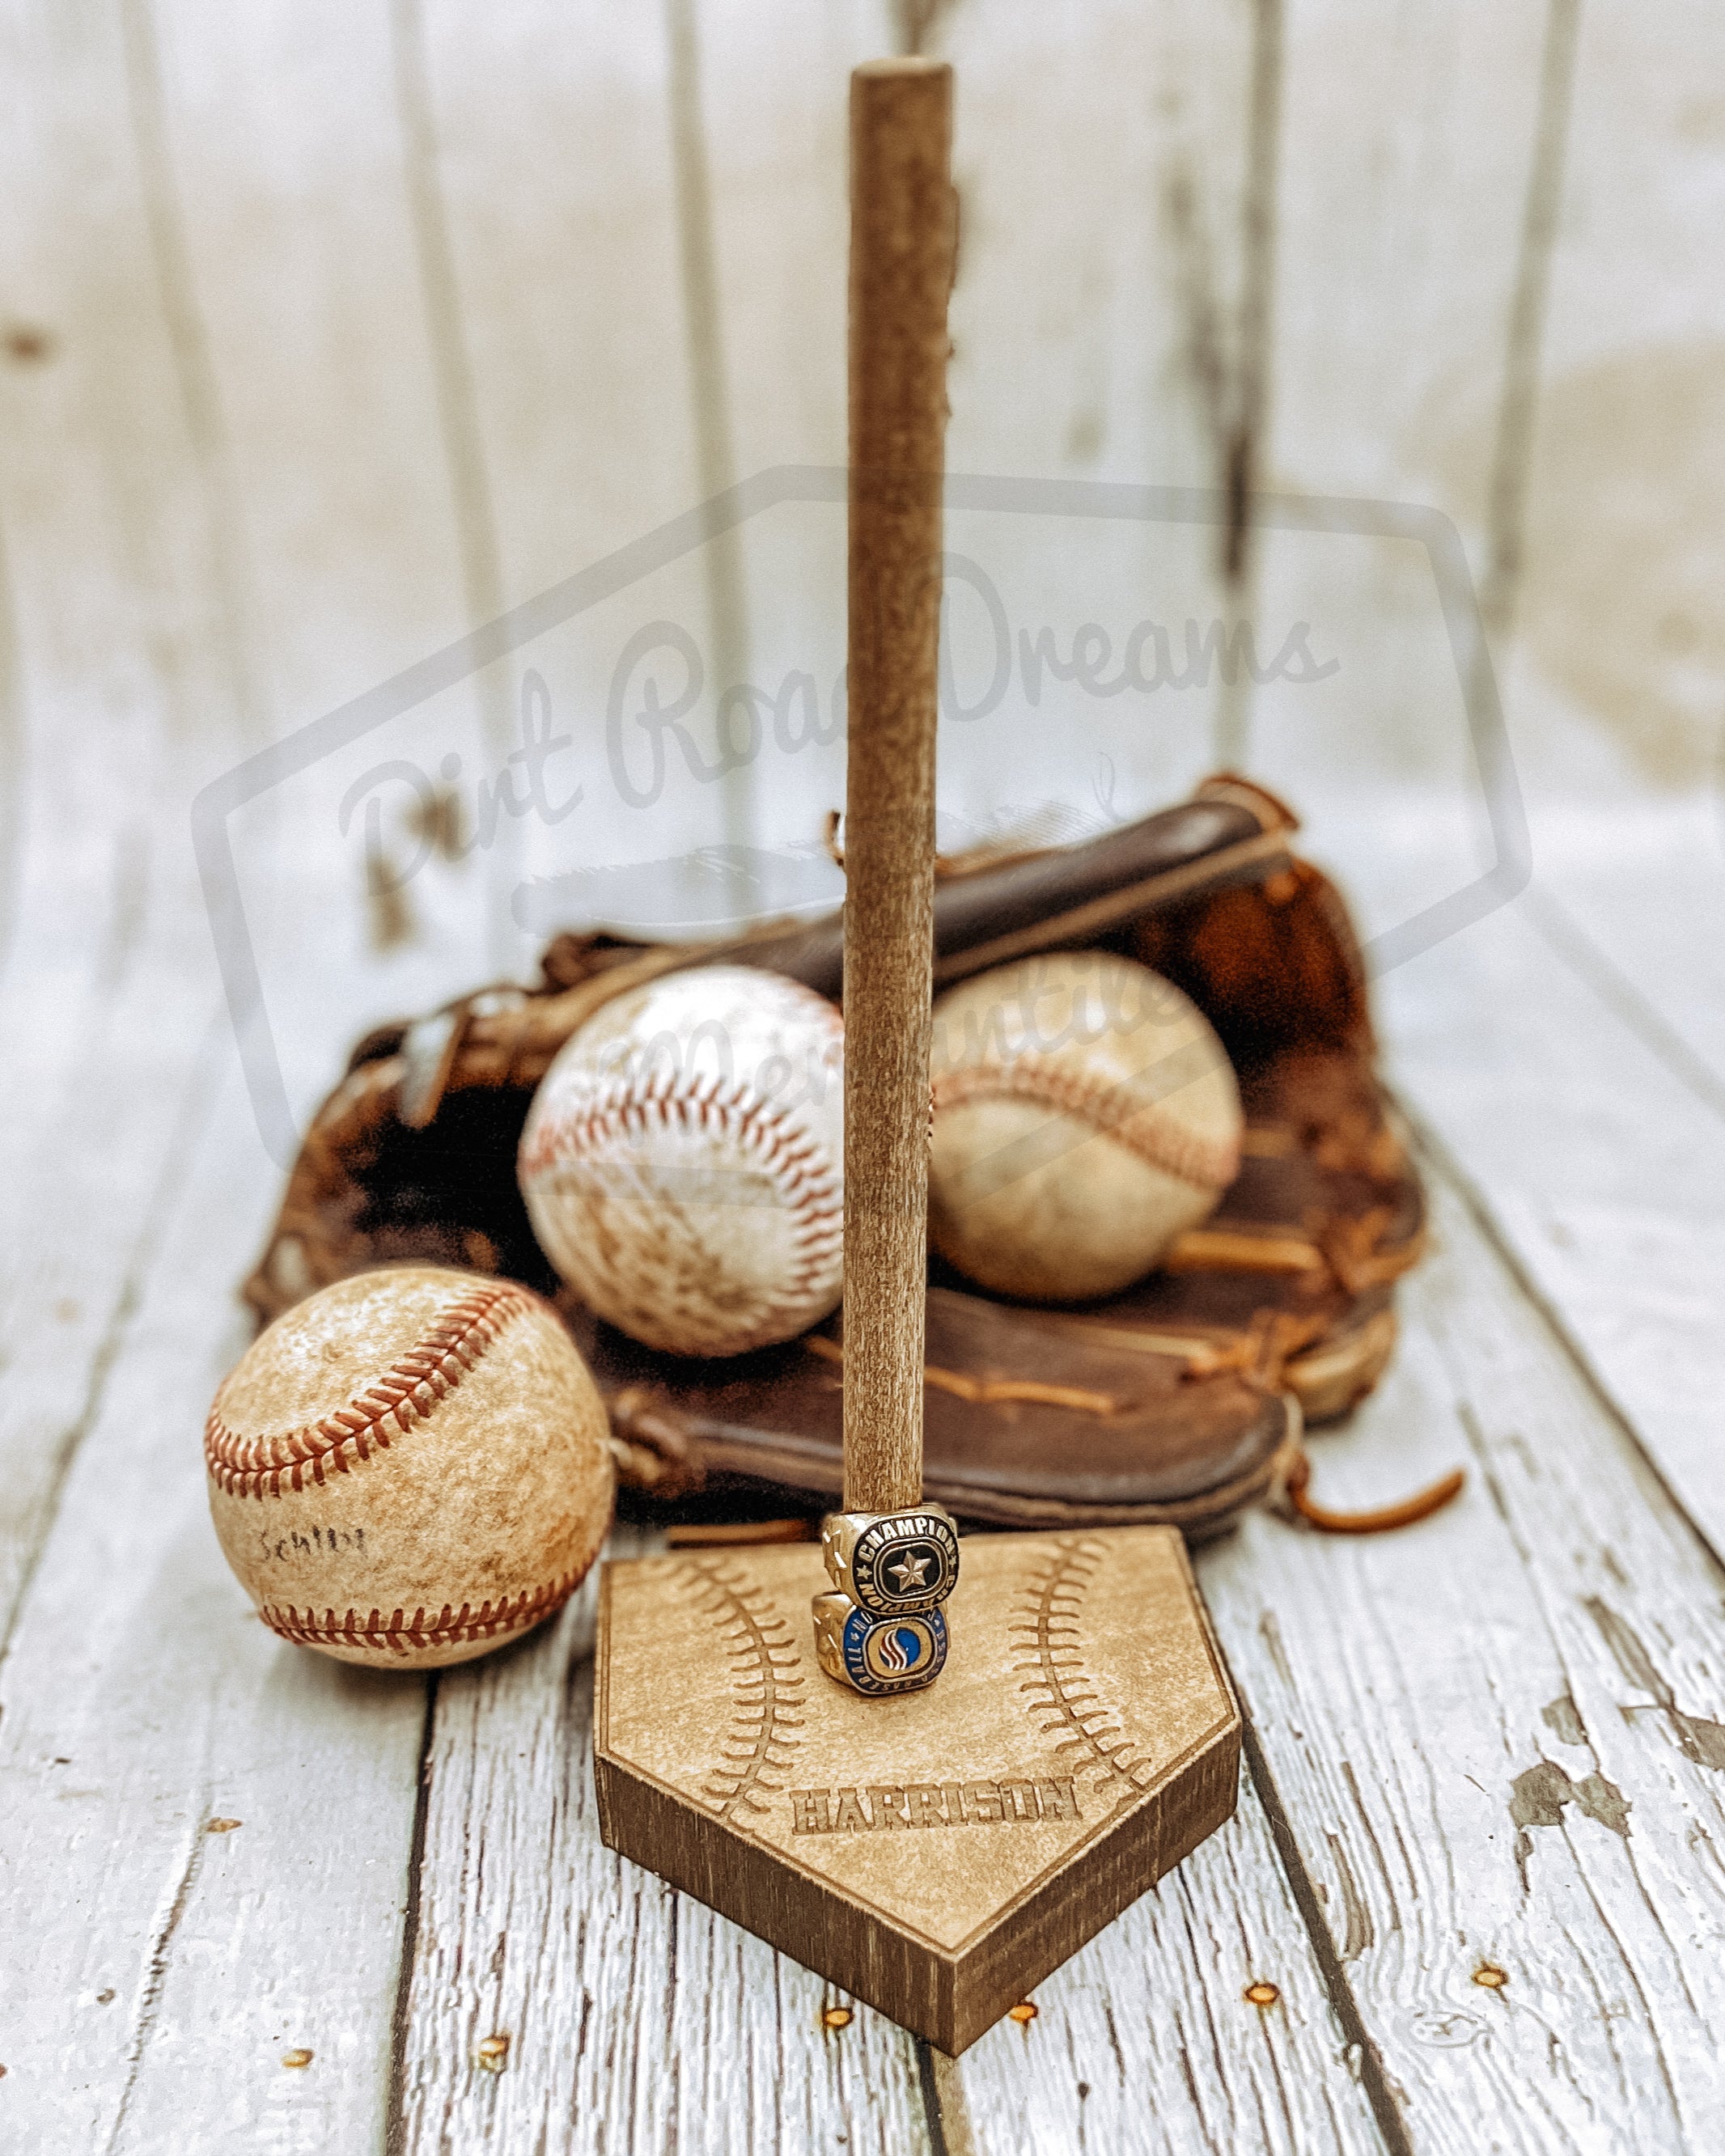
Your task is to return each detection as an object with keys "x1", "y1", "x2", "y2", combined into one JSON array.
[
  {"x1": 519, "y1": 965, "x2": 846, "y2": 1357},
  {"x1": 206, "y1": 1266, "x2": 614, "y2": 1668},
  {"x1": 927, "y1": 951, "x2": 1241, "y2": 1302}
]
